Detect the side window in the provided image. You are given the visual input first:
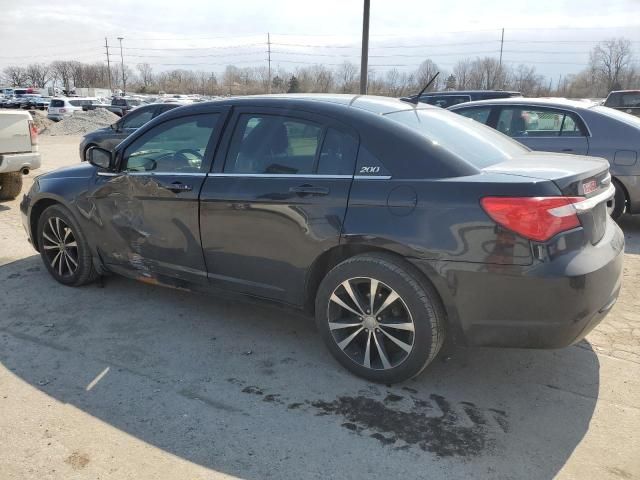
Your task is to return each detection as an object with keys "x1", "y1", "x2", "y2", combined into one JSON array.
[
  {"x1": 224, "y1": 114, "x2": 321, "y2": 174},
  {"x1": 124, "y1": 114, "x2": 219, "y2": 173},
  {"x1": 121, "y1": 109, "x2": 155, "y2": 129},
  {"x1": 317, "y1": 128, "x2": 358, "y2": 175},
  {"x1": 457, "y1": 107, "x2": 492, "y2": 125}
]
